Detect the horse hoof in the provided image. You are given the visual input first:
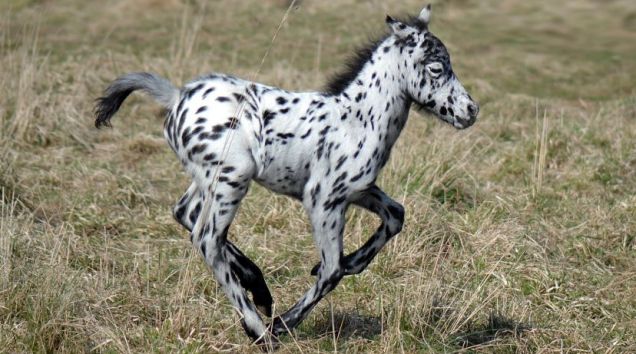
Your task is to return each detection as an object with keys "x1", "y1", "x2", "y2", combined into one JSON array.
[{"x1": 254, "y1": 331, "x2": 280, "y2": 352}]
